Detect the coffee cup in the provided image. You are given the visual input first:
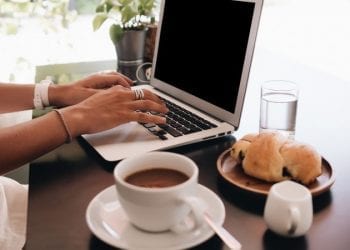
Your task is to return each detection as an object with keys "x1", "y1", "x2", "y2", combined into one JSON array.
[
  {"x1": 263, "y1": 180, "x2": 313, "y2": 237},
  {"x1": 114, "y1": 151, "x2": 206, "y2": 233}
]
